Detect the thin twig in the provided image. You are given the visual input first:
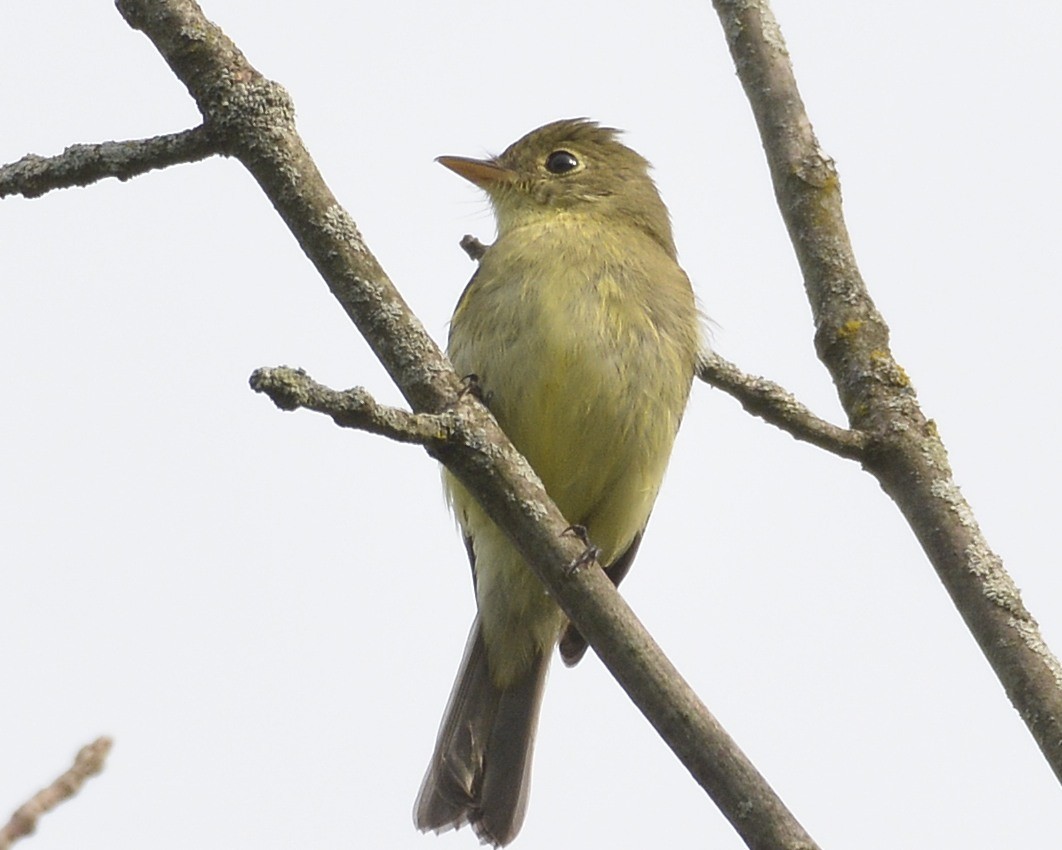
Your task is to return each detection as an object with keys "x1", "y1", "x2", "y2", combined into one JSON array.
[
  {"x1": 0, "y1": 127, "x2": 221, "y2": 199},
  {"x1": 698, "y1": 351, "x2": 866, "y2": 460},
  {"x1": 0, "y1": 737, "x2": 113, "y2": 850},
  {"x1": 249, "y1": 366, "x2": 453, "y2": 445}
]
